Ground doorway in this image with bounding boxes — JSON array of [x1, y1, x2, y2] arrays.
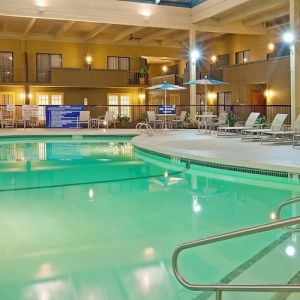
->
[[251, 89, 266, 117]]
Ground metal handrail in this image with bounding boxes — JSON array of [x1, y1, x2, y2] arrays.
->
[[136, 122, 154, 136], [172, 216, 300, 300], [276, 196, 300, 232]]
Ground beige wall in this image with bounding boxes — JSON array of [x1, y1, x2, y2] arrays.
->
[[0, 39, 185, 82], [223, 57, 290, 105]]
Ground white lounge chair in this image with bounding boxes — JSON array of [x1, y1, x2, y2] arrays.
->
[[241, 113, 288, 141], [261, 115, 300, 144], [172, 111, 186, 128], [293, 128, 300, 148], [98, 111, 115, 128], [217, 112, 260, 136], [77, 111, 90, 128], [147, 111, 162, 129]]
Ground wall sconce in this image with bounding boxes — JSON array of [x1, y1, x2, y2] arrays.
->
[[207, 92, 217, 103], [85, 55, 93, 69], [211, 55, 217, 64], [138, 91, 146, 103], [162, 65, 168, 74], [20, 93, 32, 104], [268, 43, 275, 52], [264, 89, 274, 98]]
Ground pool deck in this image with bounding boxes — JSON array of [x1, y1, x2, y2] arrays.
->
[[0, 128, 299, 175], [132, 129, 300, 175]]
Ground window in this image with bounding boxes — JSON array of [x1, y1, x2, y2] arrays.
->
[[37, 93, 64, 120], [36, 53, 62, 83], [217, 92, 231, 114], [267, 42, 290, 60], [0, 92, 14, 105], [0, 92, 15, 118], [107, 94, 131, 119], [235, 50, 250, 64], [107, 56, 130, 71], [0, 52, 13, 82]]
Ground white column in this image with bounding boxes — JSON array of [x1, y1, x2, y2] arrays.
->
[[189, 26, 197, 116], [290, 0, 300, 125]]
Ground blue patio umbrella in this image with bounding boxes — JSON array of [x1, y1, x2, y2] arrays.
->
[[147, 81, 186, 129], [184, 76, 227, 112]]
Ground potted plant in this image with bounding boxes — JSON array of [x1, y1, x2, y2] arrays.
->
[[227, 112, 238, 127], [117, 115, 130, 127], [138, 65, 149, 85], [257, 115, 268, 128]]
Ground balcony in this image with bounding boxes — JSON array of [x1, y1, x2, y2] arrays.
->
[[0, 67, 149, 87], [0, 68, 14, 83]]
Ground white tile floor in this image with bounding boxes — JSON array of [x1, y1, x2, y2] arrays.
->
[[132, 129, 300, 174]]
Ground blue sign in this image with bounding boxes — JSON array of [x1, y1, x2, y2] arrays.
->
[[46, 106, 84, 128], [159, 105, 176, 114]]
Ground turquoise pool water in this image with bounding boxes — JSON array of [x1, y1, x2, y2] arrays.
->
[[0, 137, 300, 300]]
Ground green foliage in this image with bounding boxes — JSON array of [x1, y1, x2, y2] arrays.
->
[[138, 65, 149, 74], [227, 112, 238, 126], [257, 115, 267, 124], [117, 115, 130, 124], [139, 112, 148, 122]]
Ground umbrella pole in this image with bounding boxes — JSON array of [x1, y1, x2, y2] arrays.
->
[[164, 89, 167, 129], [205, 84, 208, 112]]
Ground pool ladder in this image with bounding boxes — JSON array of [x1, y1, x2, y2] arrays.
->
[[136, 122, 154, 136], [172, 196, 300, 300]]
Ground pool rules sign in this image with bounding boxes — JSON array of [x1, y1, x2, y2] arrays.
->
[[46, 106, 84, 128]]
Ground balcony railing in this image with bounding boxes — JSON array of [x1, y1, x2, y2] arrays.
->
[[0, 68, 14, 82], [0, 104, 291, 128]]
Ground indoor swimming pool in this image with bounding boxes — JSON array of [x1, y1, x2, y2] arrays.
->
[[0, 136, 299, 300]]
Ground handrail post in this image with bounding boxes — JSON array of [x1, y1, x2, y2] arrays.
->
[[216, 290, 222, 300]]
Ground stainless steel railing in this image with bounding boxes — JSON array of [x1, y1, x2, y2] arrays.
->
[[276, 196, 300, 232], [172, 216, 300, 300]]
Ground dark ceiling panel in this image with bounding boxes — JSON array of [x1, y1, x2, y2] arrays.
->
[[118, 0, 206, 8]]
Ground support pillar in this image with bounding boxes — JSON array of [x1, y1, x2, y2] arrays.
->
[[189, 26, 197, 117], [290, 0, 300, 125]]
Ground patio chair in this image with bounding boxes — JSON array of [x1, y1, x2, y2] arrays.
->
[[98, 111, 115, 128], [260, 115, 300, 144], [77, 111, 90, 129], [210, 112, 228, 131], [147, 111, 162, 129], [293, 126, 300, 148], [172, 111, 187, 128], [241, 113, 288, 141], [198, 111, 214, 132], [217, 112, 260, 136]]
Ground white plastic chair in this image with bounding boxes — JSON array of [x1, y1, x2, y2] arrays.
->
[[147, 111, 162, 129], [98, 111, 115, 128], [77, 111, 90, 128], [172, 111, 187, 128]]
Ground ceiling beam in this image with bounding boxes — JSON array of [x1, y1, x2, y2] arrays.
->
[[194, 20, 266, 35], [244, 6, 289, 26], [112, 26, 143, 43], [192, 0, 253, 23], [55, 20, 75, 39], [197, 32, 225, 42], [139, 29, 176, 44], [23, 18, 36, 38], [0, 0, 190, 30], [85, 23, 111, 41], [218, 0, 288, 25], [161, 31, 188, 46]]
